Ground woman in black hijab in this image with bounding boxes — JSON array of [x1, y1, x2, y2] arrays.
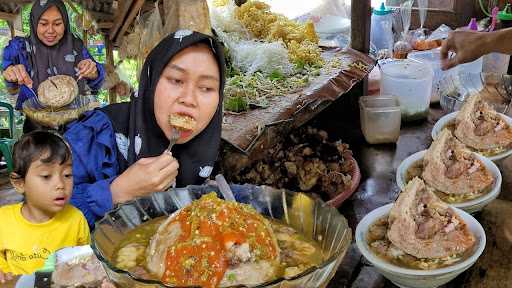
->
[[64, 31, 225, 227], [2, 0, 105, 131]]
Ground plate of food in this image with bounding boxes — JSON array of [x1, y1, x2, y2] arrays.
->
[[397, 129, 501, 214], [356, 177, 486, 288], [432, 93, 512, 161], [91, 184, 352, 288]]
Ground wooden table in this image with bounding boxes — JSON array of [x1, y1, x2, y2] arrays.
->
[[310, 104, 512, 288]]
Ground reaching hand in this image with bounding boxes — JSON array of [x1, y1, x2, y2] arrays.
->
[[440, 31, 488, 70], [0, 270, 13, 284], [77, 59, 98, 80], [2, 64, 33, 87]]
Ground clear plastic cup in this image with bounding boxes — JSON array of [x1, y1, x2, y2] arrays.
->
[[359, 96, 401, 144]]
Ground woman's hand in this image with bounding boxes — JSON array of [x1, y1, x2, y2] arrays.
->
[[440, 30, 493, 70], [2, 64, 33, 87], [77, 59, 98, 80], [110, 152, 179, 204], [0, 270, 13, 284]]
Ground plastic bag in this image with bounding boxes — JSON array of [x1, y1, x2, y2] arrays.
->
[[273, 0, 351, 47], [119, 17, 143, 61], [427, 24, 453, 41], [141, 1, 163, 58]]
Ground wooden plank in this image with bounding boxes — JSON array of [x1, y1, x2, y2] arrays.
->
[[97, 21, 113, 29], [0, 12, 16, 22], [113, 0, 145, 45], [109, 0, 133, 40]]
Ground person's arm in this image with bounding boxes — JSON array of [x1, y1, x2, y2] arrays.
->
[[1, 37, 32, 90], [81, 47, 105, 90], [65, 111, 178, 227], [441, 28, 512, 70]]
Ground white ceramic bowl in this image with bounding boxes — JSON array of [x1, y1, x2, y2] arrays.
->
[[396, 150, 502, 214], [432, 112, 512, 161], [356, 204, 486, 288]]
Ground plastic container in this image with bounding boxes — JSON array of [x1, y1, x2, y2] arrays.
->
[[408, 49, 483, 103], [379, 59, 434, 121], [371, 2, 394, 52], [359, 96, 401, 144], [498, 3, 512, 29]]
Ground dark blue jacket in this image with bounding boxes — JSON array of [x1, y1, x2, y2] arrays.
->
[[64, 110, 118, 228], [2, 36, 105, 110]]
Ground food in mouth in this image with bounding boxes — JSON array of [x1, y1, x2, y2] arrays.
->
[[168, 113, 196, 131]]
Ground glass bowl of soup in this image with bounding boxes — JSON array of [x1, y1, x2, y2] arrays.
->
[[355, 204, 486, 288], [91, 184, 352, 288]]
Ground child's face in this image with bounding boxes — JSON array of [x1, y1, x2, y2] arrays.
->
[[18, 157, 73, 217]]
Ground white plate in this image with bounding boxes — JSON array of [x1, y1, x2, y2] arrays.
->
[[15, 274, 35, 288], [432, 112, 512, 161], [396, 150, 502, 214]]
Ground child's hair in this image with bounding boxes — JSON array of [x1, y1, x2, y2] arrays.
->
[[10, 130, 72, 180]]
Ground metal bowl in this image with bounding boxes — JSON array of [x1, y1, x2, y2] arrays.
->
[[91, 184, 352, 288]]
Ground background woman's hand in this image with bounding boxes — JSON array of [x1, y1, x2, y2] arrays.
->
[[110, 152, 179, 204], [77, 59, 98, 80], [2, 64, 33, 87], [440, 31, 489, 70], [0, 270, 13, 284]]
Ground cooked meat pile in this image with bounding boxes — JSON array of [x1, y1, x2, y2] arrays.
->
[[52, 254, 108, 288], [387, 178, 476, 259], [37, 75, 79, 108], [232, 127, 353, 197], [454, 93, 512, 152], [169, 113, 196, 131], [145, 193, 279, 288], [423, 129, 494, 196]]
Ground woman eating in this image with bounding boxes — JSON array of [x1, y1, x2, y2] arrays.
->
[[64, 31, 225, 228], [2, 0, 105, 132]]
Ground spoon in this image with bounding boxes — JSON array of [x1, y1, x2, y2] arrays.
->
[[215, 174, 236, 202]]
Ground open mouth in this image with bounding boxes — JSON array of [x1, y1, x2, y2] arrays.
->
[[54, 196, 67, 206]]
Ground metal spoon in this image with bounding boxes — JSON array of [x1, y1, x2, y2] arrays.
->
[[215, 174, 236, 202]]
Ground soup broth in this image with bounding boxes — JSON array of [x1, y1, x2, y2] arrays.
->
[[113, 216, 325, 286]]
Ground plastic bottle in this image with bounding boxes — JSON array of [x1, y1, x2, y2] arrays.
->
[[371, 2, 394, 53], [498, 4, 512, 29]]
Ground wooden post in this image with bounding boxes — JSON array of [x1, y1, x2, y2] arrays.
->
[[351, 0, 371, 55], [7, 21, 15, 39], [83, 30, 88, 48], [350, 0, 371, 97], [105, 36, 117, 104]]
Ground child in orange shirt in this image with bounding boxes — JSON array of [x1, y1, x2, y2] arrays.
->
[[0, 131, 90, 283]]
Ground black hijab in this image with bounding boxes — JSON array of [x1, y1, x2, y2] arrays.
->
[[27, 0, 87, 94], [101, 31, 226, 187]]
